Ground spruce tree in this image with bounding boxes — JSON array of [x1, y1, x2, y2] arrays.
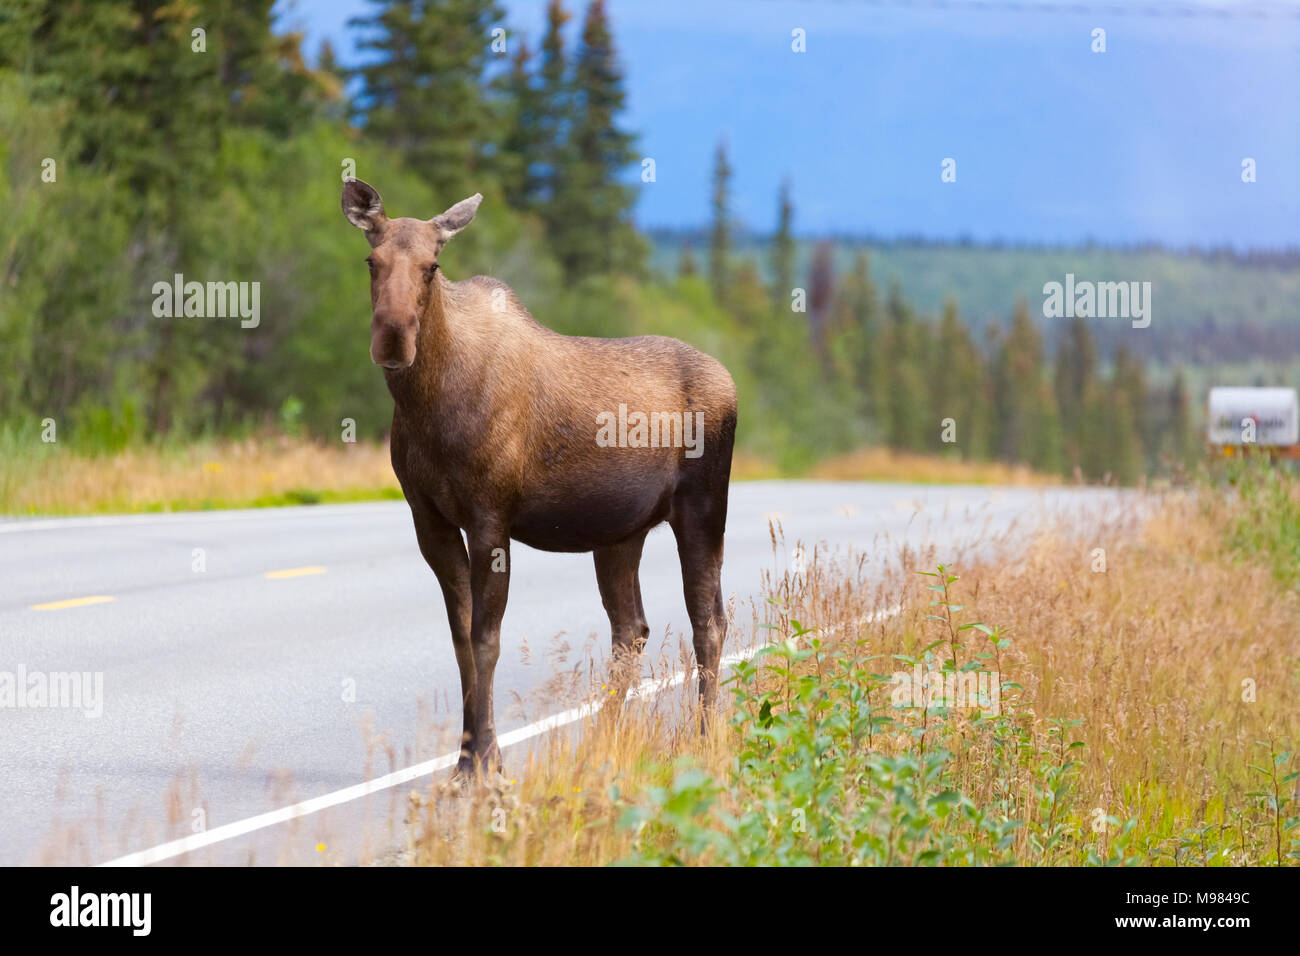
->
[[546, 0, 640, 279], [807, 242, 836, 354], [1168, 368, 1198, 472], [824, 253, 886, 441], [679, 242, 699, 278], [884, 284, 930, 453], [497, 40, 545, 210], [536, 0, 572, 206], [770, 179, 796, 313], [1113, 345, 1149, 472], [1104, 386, 1144, 485], [708, 139, 732, 306], [993, 300, 1061, 471], [1053, 316, 1097, 470], [1079, 382, 1111, 482], [314, 41, 351, 123], [351, 0, 505, 201], [933, 298, 989, 459], [741, 262, 859, 468]]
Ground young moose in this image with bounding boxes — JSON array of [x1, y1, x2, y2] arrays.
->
[[342, 179, 737, 775]]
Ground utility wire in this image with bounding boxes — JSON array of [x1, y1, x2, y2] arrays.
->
[[751, 0, 1300, 20]]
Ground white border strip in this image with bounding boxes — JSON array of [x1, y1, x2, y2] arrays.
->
[[99, 603, 902, 867]]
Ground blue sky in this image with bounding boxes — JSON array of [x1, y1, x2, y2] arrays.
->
[[278, 0, 1300, 247]]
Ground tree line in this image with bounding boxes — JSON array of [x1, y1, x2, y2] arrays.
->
[[0, 0, 1195, 481], [698, 140, 1198, 480]]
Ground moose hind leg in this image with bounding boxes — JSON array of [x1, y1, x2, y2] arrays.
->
[[670, 501, 727, 717], [465, 523, 510, 775], [594, 530, 649, 690]]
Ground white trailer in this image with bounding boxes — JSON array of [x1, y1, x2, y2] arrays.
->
[[1207, 386, 1300, 457]]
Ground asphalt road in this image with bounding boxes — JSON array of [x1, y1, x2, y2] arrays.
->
[[0, 481, 1130, 865]]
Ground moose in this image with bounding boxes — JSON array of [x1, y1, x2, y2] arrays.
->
[[342, 179, 738, 776]]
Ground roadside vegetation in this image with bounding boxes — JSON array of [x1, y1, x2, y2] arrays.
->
[[0, 434, 1062, 516], [396, 465, 1297, 866], [0, 433, 402, 515]]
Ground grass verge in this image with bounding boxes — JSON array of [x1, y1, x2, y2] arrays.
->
[[2, 439, 1056, 515], [0, 437, 403, 515], [398, 473, 1296, 866]]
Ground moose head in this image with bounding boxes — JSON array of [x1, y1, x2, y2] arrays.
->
[[341, 178, 482, 370]]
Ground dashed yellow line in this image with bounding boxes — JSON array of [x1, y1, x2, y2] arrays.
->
[[31, 595, 116, 611], [264, 566, 327, 580]]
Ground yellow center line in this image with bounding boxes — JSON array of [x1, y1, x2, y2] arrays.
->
[[31, 595, 116, 611], [264, 566, 327, 580]]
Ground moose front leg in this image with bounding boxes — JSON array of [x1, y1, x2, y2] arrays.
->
[[466, 524, 510, 774], [408, 507, 477, 777]]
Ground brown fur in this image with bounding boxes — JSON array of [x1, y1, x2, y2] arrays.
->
[[343, 179, 737, 774]]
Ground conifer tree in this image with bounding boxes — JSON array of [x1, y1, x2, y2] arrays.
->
[[546, 0, 641, 278], [933, 298, 989, 458], [709, 139, 732, 306], [884, 284, 930, 452], [824, 253, 886, 440], [993, 300, 1061, 472], [1104, 386, 1144, 485], [535, 0, 573, 206], [1113, 345, 1149, 471], [351, 0, 505, 201], [1053, 316, 1097, 469], [770, 179, 796, 313], [498, 41, 545, 210], [679, 242, 699, 278], [807, 242, 836, 354], [1079, 382, 1111, 482], [1167, 368, 1198, 471]]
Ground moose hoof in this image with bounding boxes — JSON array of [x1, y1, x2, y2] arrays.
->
[[451, 756, 476, 783], [450, 746, 503, 788]]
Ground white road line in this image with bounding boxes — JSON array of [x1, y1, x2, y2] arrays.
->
[[98, 603, 902, 867]]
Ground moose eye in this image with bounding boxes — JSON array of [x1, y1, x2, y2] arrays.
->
[[424, 263, 438, 281], [364, 257, 375, 274]]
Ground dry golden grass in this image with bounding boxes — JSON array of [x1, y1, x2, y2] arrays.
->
[[727, 448, 785, 481], [806, 447, 1060, 485], [2, 439, 1055, 515], [393, 488, 1296, 866], [940, 492, 1298, 861], [0, 437, 402, 514], [395, 652, 760, 866]]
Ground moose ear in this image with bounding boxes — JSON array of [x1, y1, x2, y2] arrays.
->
[[342, 178, 386, 233], [431, 193, 483, 242]]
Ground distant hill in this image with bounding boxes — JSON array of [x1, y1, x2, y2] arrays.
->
[[649, 231, 1300, 367]]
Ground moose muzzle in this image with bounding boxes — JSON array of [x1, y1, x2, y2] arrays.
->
[[370, 312, 417, 369]]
